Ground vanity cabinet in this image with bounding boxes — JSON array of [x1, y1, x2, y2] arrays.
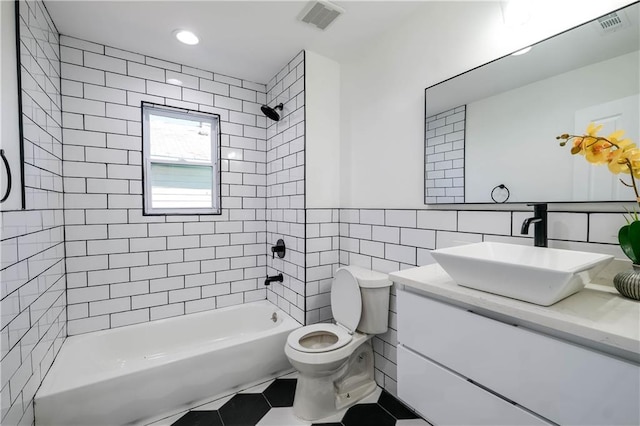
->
[[398, 346, 549, 425], [397, 289, 640, 426]]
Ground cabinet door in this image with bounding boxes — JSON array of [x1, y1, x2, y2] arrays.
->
[[398, 346, 549, 426], [398, 289, 640, 426], [1, 0, 24, 211]]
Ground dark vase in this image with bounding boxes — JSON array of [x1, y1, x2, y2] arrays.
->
[[613, 264, 640, 301]]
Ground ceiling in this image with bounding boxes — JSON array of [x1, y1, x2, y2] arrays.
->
[[46, 1, 428, 84]]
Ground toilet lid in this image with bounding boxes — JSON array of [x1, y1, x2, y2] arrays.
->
[[331, 267, 362, 333], [287, 323, 353, 353]]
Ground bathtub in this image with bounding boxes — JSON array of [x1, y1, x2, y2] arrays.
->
[[35, 300, 300, 425]]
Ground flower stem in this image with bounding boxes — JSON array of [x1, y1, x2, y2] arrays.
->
[[558, 133, 639, 207], [622, 158, 640, 205]]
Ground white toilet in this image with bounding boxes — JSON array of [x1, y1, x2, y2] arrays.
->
[[284, 265, 392, 421]]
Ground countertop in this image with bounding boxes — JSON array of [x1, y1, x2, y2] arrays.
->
[[389, 264, 640, 363]]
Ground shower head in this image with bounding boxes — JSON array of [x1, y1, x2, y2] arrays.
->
[[261, 103, 283, 122]]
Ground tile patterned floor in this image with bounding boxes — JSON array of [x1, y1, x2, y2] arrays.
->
[[148, 374, 431, 426]]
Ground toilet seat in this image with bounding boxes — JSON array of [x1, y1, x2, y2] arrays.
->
[[331, 268, 362, 334], [287, 324, 353, 353]]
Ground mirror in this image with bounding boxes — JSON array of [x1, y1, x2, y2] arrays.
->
[[1, 0, 25, 211], [424, 2, 639, 204]]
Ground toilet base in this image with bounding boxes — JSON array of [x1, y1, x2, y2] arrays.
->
[[293, 342, 376, 421], [293, 373, 340, 421], [335, 373, 377, 411]]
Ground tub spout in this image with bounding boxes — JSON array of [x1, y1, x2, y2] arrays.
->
[[264, 273, 284, 286]]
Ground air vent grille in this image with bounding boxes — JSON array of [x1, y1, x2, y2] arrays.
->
[[299, 1, 344, 30], [595, 11, 629, 34]]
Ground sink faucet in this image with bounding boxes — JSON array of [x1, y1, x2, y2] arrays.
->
[[521, 203, 547, 247]]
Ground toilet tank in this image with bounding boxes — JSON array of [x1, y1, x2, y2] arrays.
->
[[349, 266, 392, 334]]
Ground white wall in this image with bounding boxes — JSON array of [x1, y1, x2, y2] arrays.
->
[[339, 0, 635, 208], [305, 50, 341, 208]]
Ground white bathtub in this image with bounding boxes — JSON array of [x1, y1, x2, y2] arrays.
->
[[35, 300, 300, 425]]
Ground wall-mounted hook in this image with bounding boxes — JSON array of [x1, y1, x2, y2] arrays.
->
[[271, 239, 286, 259]]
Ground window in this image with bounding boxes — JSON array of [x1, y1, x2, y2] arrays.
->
[[142, 103, 220, 215]]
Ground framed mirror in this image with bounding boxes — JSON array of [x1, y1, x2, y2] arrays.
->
[[424, 2, 639, 204], [1, 0, 25, 211]]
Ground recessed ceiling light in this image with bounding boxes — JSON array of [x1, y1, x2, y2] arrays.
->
[[512, 46, 532, 56], [174, 30, 199, 45], [166, 78, 183, 86]]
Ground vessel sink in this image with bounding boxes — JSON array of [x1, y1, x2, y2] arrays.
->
[[430, 242, 614, 306]]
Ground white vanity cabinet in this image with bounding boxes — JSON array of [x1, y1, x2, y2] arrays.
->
[[397, 288, 640, 426]]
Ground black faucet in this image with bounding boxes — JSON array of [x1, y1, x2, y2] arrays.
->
[[521, 203, 547, 247], [264, 273, 283, 286]]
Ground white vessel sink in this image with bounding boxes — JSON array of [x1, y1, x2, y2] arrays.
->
[[430, 242, 614, 306]]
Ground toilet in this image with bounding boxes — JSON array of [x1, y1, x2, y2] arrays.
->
[[284, 265, 392, 421]]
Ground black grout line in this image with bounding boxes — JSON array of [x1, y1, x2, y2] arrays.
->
[[60, 35, 267, 88]]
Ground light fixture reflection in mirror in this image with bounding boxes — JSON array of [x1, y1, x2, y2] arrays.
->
[[511, 46, 532, 56], [424, 2, 639, 205]]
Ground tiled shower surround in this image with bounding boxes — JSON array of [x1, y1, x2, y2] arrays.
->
[[1, 2, 66, 425], [264, 53, 307, 324], [59, 36, 275, 335]]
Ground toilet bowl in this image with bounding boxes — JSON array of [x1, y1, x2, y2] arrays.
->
[[284, 266, 391, 421]]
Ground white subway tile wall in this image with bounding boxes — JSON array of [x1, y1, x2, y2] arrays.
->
[[305, 209, 340, 324], [589, 213, 628, 244], [1, 2, 66, 425], [338, 208, 624, 395], [265, 52, 306, 324], [59, 35, 272, 335], [425, 105, 465, 203]]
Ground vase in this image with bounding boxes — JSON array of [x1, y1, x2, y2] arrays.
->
[[613, 264, 640, 301]]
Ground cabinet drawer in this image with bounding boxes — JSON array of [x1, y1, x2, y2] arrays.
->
[[398, 290, 640, 426], [398, 346, 549, 426]]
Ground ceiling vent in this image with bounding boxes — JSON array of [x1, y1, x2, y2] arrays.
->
[[594, 10, 629, 34], [298, 1, 344, 31]]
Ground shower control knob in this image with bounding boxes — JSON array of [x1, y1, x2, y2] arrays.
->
[[271, 239, 286, 259]]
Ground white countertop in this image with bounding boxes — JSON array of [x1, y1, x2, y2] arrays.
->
[[389, 264, 640, 362]]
